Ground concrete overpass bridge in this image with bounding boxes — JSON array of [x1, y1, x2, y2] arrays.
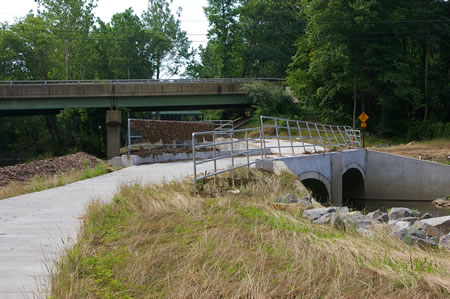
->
[[0, 78, 282, 158], [0, 78, 282, 113]]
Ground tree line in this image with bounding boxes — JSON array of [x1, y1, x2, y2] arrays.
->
[[0, 0, 449, 162], [198, 0, 449, 140], [0, 0, 192, 161]]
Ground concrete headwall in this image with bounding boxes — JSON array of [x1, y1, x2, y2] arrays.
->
[[257, 149, 367, 206], [365, 150, 450, 201]]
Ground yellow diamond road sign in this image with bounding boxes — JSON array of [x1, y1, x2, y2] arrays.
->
[[358, 112, 369, 123]]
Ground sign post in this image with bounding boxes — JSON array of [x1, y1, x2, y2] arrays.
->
[[358, 112, 369, 148]]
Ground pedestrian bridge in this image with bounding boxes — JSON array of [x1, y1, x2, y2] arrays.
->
[[192, 116, 450, 205]]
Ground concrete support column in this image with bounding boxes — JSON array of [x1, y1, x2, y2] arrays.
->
[[331, 153, 343, 206], [106, 110, 121, 160]]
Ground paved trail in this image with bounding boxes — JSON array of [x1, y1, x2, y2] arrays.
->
[[0, 158, 253, 298]]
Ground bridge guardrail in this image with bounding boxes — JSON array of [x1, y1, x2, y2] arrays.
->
[[0, 78, 285, 86]]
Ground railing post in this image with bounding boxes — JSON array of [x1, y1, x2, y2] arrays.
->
[[246, 130, 250, 172], [305, 122, 317, 152], [296, 121, 305, 153], [337, 126, 347, 149], [193, 133, 198, 192], [322, 124, 332, 149], [275, 119, 281, 156], [287, 120, 294, 155], [213, 133, 217, 184], [260, 116, 266, 158], [230, 132, 235, 187], [128, 118, 131, 156]]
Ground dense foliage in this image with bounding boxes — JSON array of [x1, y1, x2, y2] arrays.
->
[[0, 0, 193, 160], [286, 0, 450, 137], [198, 0, 449, 138], [0, 0, 449, 161]]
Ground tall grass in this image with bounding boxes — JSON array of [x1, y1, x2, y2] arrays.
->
[[48, 169, 450, 298], [0, 162, 110, 200]]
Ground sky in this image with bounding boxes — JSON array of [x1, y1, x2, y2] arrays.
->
[[0, 0, 210, 49]]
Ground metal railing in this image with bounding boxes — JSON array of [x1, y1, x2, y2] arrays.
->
[[192, 116, 362, 190], [211, 120, 234, 131], [192, 128, 264, 191], [0, 78, 285, 86], [260, 116, 361, 157]]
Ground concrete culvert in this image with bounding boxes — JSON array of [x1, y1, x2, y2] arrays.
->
[[342, 168, 365, 206], [301, 178, 329, 204]]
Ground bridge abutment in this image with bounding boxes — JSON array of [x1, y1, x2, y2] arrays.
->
[[106, 110, 121, 160]]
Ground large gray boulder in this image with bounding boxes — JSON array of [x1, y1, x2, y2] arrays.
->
[[388, 207, 420, 220], [388, 220, 413, 231], [298, 196, 313, 208], [281, 193, 298, 204], [393, 227, 437, 248], [374, 213, 389, 223], [439, 234, 450, 250], [366, 209, 383, 219], [303, 208, 334, 221], [303, 207, 348, 221], [396, 217, 419, 225], [312, 213, 333, 225], [414, 216, 450, 237], [330, 213, 353, 230], [420, 213, 433, 220]]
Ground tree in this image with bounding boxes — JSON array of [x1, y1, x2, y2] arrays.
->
[[93, 8, 152, 79], [36, 0, 97, 80], [0, 14, 58, 80], [142, 0, 193, 79], [287, 0, 450, 136], [200, 0, 242, 78], [238, 0, 304, 78]]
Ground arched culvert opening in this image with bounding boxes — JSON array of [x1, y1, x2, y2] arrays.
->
[[342, 168, 365, 207], [301, 179, 329, 204]]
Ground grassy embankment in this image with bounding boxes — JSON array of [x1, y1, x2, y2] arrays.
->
[[49, 169, 450, 298], [0, 160, 111, 200]]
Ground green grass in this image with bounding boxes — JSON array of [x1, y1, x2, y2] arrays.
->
[[49, 169, 450, 298]]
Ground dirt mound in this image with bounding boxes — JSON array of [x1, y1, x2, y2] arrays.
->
[[0, 152, 99, 187]]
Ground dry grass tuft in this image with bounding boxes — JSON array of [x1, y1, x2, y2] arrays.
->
[[49, 170, 450, 298], [0, 163, 111, 200]]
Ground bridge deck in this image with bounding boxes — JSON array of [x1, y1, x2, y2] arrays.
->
[[0, 79, 280, 111]]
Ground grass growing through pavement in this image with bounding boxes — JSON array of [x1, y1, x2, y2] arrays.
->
[[49, 169, 450, 298], [0, 161, 110, 200]]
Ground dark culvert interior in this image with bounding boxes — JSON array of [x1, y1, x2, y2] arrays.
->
[[342, 168, 365, 208], [301, 179, 329, 204]]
